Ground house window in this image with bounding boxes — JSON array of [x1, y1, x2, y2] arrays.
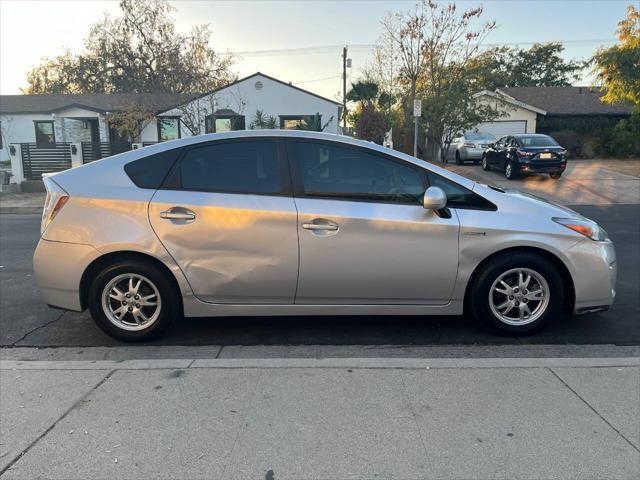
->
[[205, 114, 246, 133], [34, 121, 55, 145], [158, 117, 181, 142], [279, 116, 306, 130]]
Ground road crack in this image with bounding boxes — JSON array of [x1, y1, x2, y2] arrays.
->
[[8, 311, 67, 347]]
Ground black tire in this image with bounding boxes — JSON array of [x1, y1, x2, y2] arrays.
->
[[468, 252, 565, 336], [455, 151, 463, 165], [473, 159, 480, 165], [88, 258, 179, 342], [481, 155, 490, 171], [550, 173, 562, 179], [504, 161, 517, 180]]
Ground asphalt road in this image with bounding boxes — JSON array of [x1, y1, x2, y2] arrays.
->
[[1, 204, 638, 348]]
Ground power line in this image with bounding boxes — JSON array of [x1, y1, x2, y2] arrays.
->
[[295, 75, 342, 85], [224, 38, 616, 57]]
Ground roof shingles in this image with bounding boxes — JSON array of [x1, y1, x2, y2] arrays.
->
[[498, 86, 633, 116], [0, 92, 197, 115]]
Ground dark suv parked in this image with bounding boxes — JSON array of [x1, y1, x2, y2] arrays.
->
[[482, 134, 568, 180]]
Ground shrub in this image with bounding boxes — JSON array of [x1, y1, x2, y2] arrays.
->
[[355, 108, 389, 144]]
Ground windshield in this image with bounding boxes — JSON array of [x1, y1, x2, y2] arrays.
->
[[465, 132, 495, 141], [517, 135, 559, 147]]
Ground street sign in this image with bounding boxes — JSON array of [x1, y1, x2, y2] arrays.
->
[[413, 99, 422, 117]]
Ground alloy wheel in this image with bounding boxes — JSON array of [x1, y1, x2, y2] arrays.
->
[[101, 273, 162, 331], [488, 268, 550, 326], [505, 163, 513, 179]]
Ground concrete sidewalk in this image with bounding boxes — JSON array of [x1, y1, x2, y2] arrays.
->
[[1, 356, 638, 479]]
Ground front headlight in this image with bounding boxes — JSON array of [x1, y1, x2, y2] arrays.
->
[[552, 217, 610, 242]]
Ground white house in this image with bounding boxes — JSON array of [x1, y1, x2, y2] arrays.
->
[[148, 72, 341, 142], [0, 72, 340, 185], [471, 90, 545, 137]]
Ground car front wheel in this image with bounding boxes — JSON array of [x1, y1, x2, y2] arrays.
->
[[505, 161, 516, 180], [88, 259, 179, 342], [469, 253, 564, 335]]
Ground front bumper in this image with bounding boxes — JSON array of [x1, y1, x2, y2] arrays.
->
[[563, 238, 617, 313], [33, 239, 102, 311]]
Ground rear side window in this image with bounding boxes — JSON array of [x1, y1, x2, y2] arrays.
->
[[427, 172, 496, 211], [124, 148, 181, 189], [180, 141, 281, 194]]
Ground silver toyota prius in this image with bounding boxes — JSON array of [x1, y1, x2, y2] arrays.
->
[[34, 130, 616, 341]]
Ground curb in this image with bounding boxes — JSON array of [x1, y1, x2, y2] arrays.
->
[[0, 207, 42, 214], [2, 357, 638, 370]]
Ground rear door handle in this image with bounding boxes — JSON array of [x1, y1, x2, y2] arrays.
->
[[302, 220, 339, 231], [160, 208, 196, 221]]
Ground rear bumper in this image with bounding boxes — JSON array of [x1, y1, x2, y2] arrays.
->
[[460, 148, 485, 160], [33, 239, 101, 311], [517, 160, 567, 174], [563, 239, 617, 313]]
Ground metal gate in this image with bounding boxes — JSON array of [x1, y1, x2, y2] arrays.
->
[[20, 143, 72, 180]]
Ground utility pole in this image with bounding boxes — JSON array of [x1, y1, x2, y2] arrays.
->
[[342, 46, 348, 133]]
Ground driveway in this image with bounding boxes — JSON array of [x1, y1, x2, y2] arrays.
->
[[447, 159, 640, 206]]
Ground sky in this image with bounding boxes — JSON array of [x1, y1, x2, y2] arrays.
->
[[0, 0, 632, 98]]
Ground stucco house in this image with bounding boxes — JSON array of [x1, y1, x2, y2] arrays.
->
[[0, 72, 340, 185]]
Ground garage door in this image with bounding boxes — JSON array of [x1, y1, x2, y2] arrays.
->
[[472, 120, 527, 138]]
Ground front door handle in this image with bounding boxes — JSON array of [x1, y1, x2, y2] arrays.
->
[[302, 220, 339, 231], [160, 208, 196, 221]]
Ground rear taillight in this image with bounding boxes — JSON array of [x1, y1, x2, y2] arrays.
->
[[463, 143, 476, 148], [41, 176, 69, 235]]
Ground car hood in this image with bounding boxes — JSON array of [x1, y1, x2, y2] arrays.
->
[[474, 183, 586, 219]]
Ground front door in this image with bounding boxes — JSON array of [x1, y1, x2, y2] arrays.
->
[[288, 140, 460, 305], [149, 139, 298, 304]]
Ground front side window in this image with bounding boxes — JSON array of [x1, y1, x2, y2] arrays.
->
[[179, 140, 281, 194], [292, 141, 426, 204], [35, 121, 55, 145], [158, 118, 181, 142]]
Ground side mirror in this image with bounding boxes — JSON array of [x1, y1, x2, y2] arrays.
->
[[423, 186, 447, 211]]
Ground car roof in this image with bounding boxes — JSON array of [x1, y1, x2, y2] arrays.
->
[[51, 130, 477, 192]]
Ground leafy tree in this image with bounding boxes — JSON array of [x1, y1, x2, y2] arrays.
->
[[250, 110, 278, 129], [355, 108, 389, 144], [593, 5, 640, 108], [106, 103, 156, 142], [469, 43, 584, 90], [23, 0, 234, 94], [410, 1, 498, 162]]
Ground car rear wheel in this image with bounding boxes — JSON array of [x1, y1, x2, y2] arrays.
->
[[468, 252, 564, 335], [88, 259, 178, 342], [481, 155, 490, 171], [550, 173, 562, 179], [455, 151, 463, 165]]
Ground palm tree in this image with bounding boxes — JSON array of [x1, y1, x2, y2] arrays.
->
[[346, 81, 380, 109]]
